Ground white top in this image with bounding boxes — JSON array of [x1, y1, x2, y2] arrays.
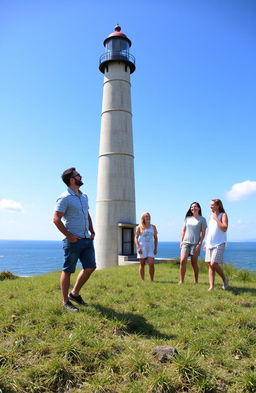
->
[[205, 213, 227, 248], [138, 225, 155, 246]]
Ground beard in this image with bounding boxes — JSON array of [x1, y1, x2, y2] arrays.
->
[[75, 178, 83, 187]]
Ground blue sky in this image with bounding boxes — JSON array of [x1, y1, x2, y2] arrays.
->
[[0, 0, 256, 241]]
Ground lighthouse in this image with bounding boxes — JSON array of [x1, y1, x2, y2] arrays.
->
[[95, 25, 136, 269]]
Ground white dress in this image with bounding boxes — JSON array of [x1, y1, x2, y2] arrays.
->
[[137, 225, 155, 258]]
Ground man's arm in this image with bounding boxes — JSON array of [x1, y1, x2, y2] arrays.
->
[[53, 211, 80, 242], [88, 213, 95, 240]]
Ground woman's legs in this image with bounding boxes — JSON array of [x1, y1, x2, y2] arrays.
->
[[179, 253, 188, 283], [213, 262, 226, 281], [139, 259, 146, 280], [214, 263, 228, 289], [191, 255, 199, 283], [139, 258, 155, 281], [208, 262, 227, 290], [148, 258, 155, 281], [208, 262, 215, 290]]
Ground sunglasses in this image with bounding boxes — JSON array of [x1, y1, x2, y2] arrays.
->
[[71, 173, 81, 178]]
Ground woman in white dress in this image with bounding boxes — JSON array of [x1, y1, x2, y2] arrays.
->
[[204, 199, 229, 291], [134, 212, 158, 281]]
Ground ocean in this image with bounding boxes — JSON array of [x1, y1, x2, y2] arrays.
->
[[0, 240, 255, 277]]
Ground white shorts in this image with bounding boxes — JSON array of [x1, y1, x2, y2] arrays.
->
[[205, 243, 225, 263], [137, 244, 155, 259]]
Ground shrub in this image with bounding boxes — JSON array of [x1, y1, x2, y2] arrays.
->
[[0, 271, 18, 280]]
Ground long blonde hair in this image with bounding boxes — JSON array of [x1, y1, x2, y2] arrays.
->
[[139, 212, 151, 233]]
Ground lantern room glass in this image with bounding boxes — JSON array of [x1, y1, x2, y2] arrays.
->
[[105, 38, 130, 57]]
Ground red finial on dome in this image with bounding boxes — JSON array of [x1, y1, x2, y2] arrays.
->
[[103, 25, 132, 48], [114, 24, 121, 32]]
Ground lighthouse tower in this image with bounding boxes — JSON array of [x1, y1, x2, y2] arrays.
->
[[95, 25, 136, 269]]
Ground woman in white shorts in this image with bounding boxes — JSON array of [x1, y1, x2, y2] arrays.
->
[[134, 212, 158, 281], [180, 202, 207, 284], [204, 199, 229, 291]]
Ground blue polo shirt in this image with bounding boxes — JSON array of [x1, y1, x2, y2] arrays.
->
[[55, 187, 90, 238]]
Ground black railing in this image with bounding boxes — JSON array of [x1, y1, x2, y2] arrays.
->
[[99, 51, 136, 73]]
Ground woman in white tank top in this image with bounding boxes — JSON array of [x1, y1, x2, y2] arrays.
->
[[204, 199, 229, 291], [134, 212, 158, 281]]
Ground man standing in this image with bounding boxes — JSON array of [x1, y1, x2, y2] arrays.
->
[[53, 167, 96, 312]]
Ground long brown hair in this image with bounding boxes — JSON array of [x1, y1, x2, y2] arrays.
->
[[185, 202, 202, 218], [212, 199, 225, 213]]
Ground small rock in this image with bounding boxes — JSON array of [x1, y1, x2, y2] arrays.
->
[[152, 345, 178, 363], [234, 354, 242, 360]]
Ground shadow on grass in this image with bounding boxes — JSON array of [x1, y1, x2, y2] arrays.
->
[[228, 286, 256, 296], [93, 304, 176, 340]]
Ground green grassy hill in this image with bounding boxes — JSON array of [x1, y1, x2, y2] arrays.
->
[[0, 262, 256, 393]]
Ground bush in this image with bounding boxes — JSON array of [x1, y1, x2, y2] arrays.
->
[[0, 271, 18, 281]]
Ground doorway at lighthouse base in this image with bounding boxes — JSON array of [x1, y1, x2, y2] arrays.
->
[[117, 223, 137, 265]]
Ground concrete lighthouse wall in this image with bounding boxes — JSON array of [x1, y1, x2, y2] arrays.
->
[[95, 62, 136, 269]]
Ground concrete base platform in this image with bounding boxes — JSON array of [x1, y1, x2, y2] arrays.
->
[[118, 256, 178, 266]]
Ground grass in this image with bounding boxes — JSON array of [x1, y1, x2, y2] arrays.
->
[[0, 261, 256, 393]]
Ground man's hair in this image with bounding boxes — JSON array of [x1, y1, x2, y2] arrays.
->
[[61, 167, 76, 186]]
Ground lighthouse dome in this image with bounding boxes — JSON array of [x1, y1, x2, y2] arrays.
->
[[99, 25, 136, 74], [103, 25, 132, 47]]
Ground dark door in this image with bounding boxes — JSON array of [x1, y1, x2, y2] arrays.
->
[[122, 228, 134, 255]]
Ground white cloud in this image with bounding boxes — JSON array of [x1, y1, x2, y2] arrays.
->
[[226, 180, 256, 201], [0, 199, 23, 212]]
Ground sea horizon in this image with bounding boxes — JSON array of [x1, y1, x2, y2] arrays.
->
[[0, 239, 255, 276]]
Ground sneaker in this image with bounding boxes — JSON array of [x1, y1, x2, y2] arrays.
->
[[222, 278, 229, 290], [64, 301, 79, 312], [68, 292, 88, 306]]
